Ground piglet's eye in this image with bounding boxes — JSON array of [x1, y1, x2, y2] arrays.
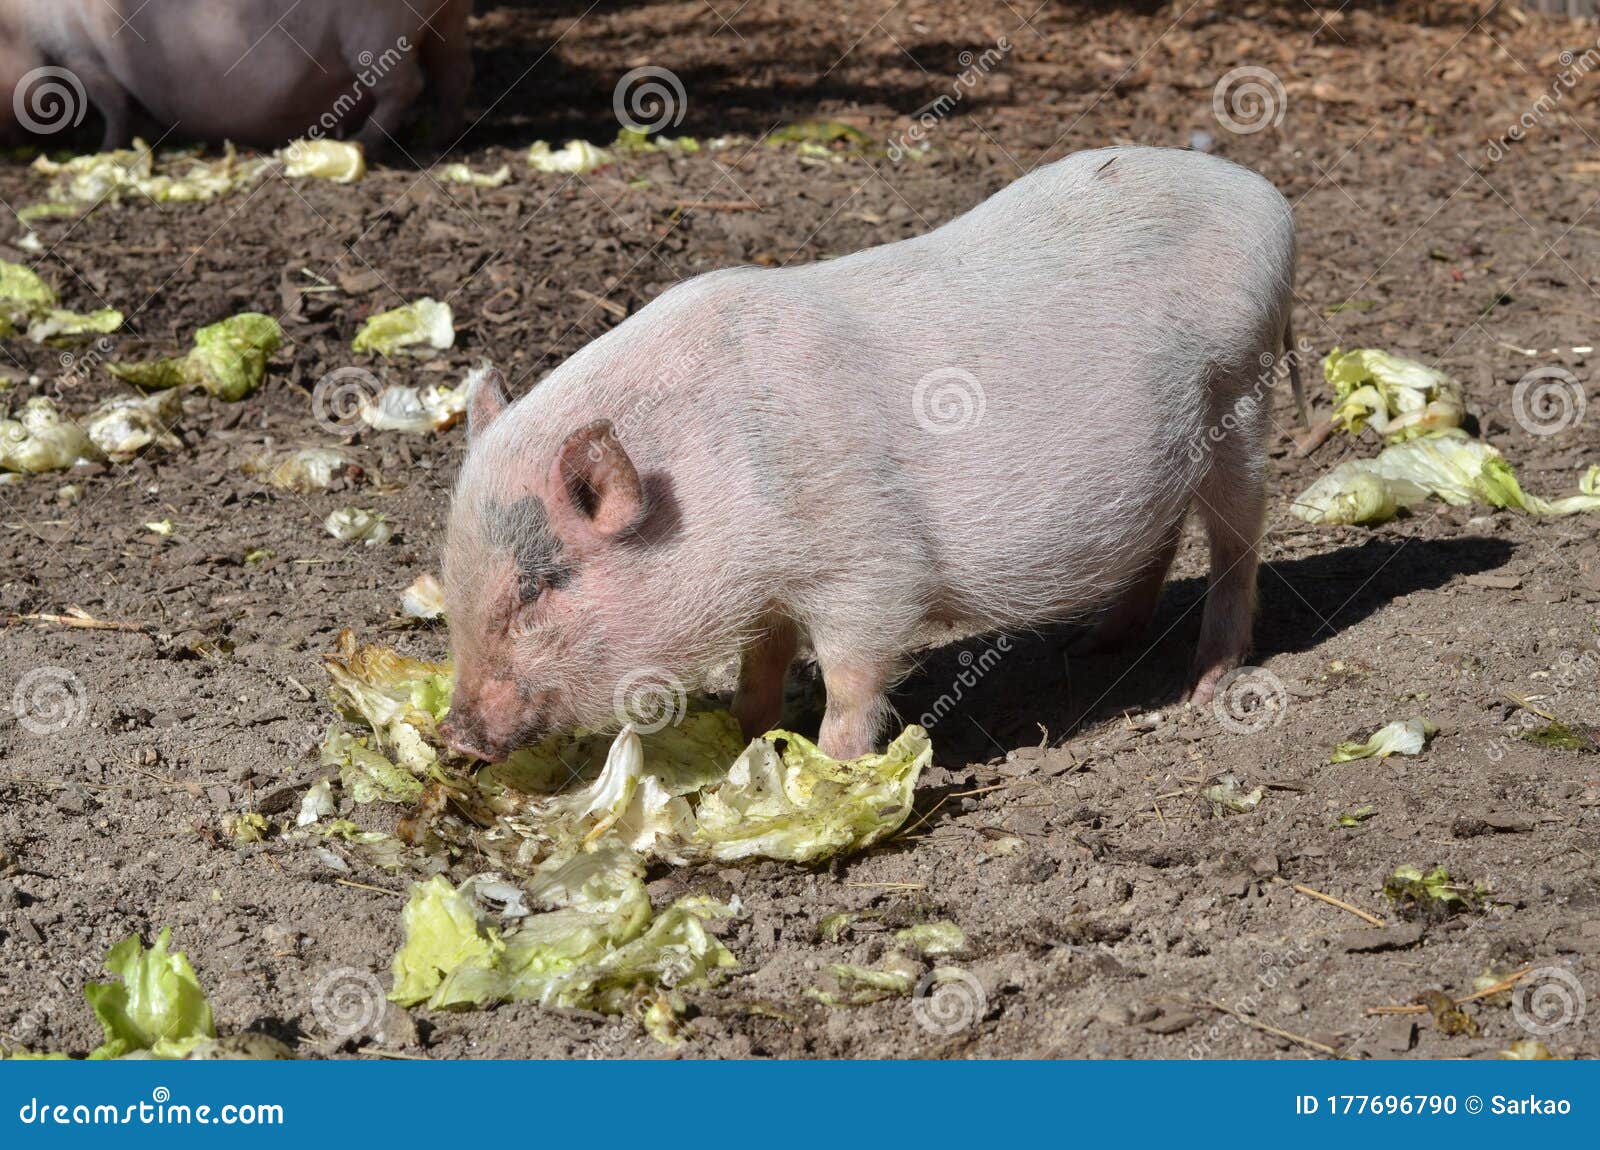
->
[[509, 597, 542, 637], [519, 573, 548, 602]]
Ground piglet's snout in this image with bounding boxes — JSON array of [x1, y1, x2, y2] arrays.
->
[[441, 677, 526, 761]]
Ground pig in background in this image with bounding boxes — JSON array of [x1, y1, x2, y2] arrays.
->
[[440, 145, 1303, 763], [0, 0, 472, 150]]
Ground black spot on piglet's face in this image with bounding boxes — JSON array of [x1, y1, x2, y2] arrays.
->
[[483, 495, 573, 602]]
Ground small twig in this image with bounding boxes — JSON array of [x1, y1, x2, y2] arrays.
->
[[671, 199, 763, 212], [1501, 690, 1556, 721], [7, 607, 147, 632], [843, 881, 926, 890], [1274, 877, 1386, 927], [570, 287, 627, 319], [894, 794, 950, 840], [335, 878, 404, 898], [1200, 1001, 1342, 1058], [1364, 967, 1533, 1017], [1292, 418, 1336, 458]]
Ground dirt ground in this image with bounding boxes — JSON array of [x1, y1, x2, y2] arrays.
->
[[1, 0, 1597, 1060]]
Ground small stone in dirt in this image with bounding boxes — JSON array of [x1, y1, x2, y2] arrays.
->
[[1009, 854, 1058, 885], [1377, 1017, 1418, 1053], [1340, 923, 1426, 952], [1097, 1002, 1135, 1027], [1250, 854, 1280, 877], [1142, 1010, 1200, 1035], [53, 787, 90, 815], [0, 879, 19, 908]]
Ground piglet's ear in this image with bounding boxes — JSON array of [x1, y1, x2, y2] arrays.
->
[[548, 420, 644, 544], [466, 363, 511, 438]]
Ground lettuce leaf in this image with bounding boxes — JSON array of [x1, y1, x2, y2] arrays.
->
[[352, 299, 454, 357], [1330, 716, 1436, 762], [1324, 348, 1463, 441], [85, 929, 215, 1059]]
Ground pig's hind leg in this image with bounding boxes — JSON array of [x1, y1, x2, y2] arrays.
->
[[1183, 393, 1267, 706], [816, 657, 897, 761]]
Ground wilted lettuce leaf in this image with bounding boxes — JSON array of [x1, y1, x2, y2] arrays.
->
[[1384, 864, 1479, 918], [478, 703, 745, 805], [278, 140, 366, 183], [691, 726, 930, 862], [324, 507, 393, 546], [1330, 717, 1436, 762], [0, 396, 101, 473], [110, 313, 282, 401], [83, 389, 182, 462], [1324, 348, 1463, 441], [352, 299, 455, 357], [896, 921, 967, 957], [808, 953, 919, 1006], [0, 258, 123, 344], [433, 163, 512, 188], [1293, 430, 1600, 525], [242, 446, 347, 493], [1201, 773, 1264, 814], [526, 140, 612, 173], [391, 851, 733, 1014], [321, 726, 426, 804], [85, 928, 215, 1059]]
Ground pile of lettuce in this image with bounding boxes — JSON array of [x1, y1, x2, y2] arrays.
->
[[312, 631, 932, 1035], [23, 138, 367, 217], [1293, 349, 1600, 526]]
